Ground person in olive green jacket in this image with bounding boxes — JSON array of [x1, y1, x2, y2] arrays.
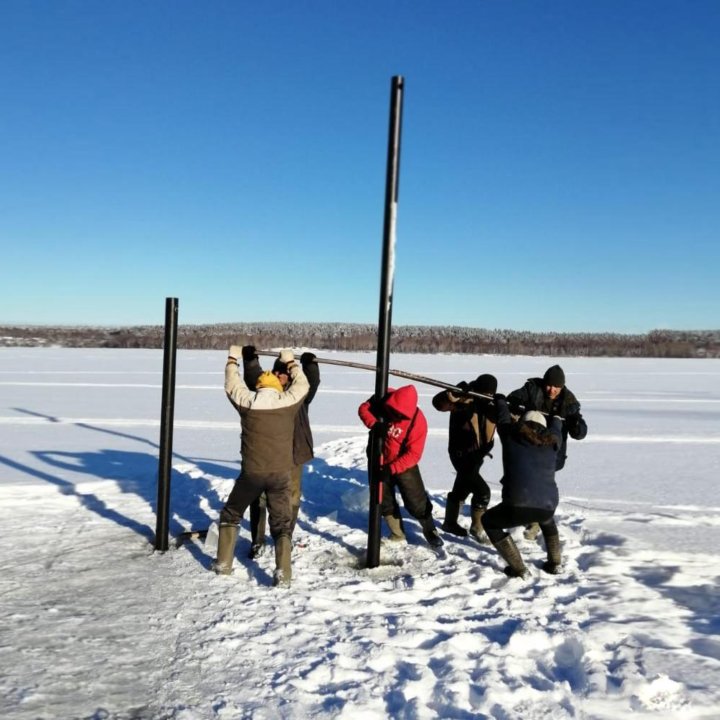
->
[[214, 346, 309, 587]]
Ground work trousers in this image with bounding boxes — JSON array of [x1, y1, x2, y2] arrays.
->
[[481, 503, 556, 544], [380, 464, 433, 520], [219, 470, 293, 540]]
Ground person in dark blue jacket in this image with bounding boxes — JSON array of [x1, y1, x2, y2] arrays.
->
[[481, 395, 563, 578]]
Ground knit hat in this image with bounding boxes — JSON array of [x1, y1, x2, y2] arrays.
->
[[272, 358, 288, 374], [256, 371, 283, 392], [543, 364, 565, 388], [522, 410, 547, 427], [471, 373, 498, 395]]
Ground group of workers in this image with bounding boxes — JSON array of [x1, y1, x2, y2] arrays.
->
[[213, 346, 587, 586]]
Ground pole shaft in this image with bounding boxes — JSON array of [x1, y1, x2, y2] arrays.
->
[[155, 297, 178, 551], [367, 76, 404, 569]]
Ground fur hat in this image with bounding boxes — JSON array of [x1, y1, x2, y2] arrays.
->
[[471, 373, 498, 395], [543, 364, 565, 388], [272, 358, 288, 374], [522, 410, 547, 427], [256, 371, 283, 392]]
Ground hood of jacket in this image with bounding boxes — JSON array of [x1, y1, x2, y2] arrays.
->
[[385, 385, 418, 420]]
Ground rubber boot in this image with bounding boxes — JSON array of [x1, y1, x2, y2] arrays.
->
[[419, 516, 444, 548], [441, 497, 467, 537], [469, 507, 490, 544], [248, 501, 267, 559], [214, 524, 238, 575], [523, 522, 541, 541], [541, 529, 562, 575], [273, 535, 292, 587], [492, 535, 530, 579], [383, 514, 407, 542]]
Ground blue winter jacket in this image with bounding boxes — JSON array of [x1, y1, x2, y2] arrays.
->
[[496, 397, 563, 511]]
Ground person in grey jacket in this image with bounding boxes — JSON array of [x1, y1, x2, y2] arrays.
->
[[214, 346, 309, 586], [241, 346, 321, 557], [481, 395, 564, 578]]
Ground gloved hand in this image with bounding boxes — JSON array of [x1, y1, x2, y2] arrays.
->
[[228, 345, 243, 360], [241, 345, 258, 362], [494, 393, 507, 402], [456, 380, 470, 392], [279, 348, 296, 371], [300, 352, 317, 366]]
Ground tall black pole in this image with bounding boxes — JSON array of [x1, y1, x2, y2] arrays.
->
[[155, 297, 178, 551], [367, 76, 404, 568]]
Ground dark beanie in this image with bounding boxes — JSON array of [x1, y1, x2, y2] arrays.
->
[[272, 358, 288, 374], [471, 373, 498, 395], [543, 365, 565, 387]]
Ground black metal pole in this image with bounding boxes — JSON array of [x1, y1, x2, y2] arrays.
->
[[367, 76, 404, 569], [155, 297, 178, 551]]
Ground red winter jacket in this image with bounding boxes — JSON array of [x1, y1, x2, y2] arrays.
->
[[358, 385, 428, 476]]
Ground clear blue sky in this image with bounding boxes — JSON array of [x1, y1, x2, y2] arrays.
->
[[2, 0, 718, 333]]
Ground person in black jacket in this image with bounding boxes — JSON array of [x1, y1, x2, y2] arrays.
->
[[481, 395, 564, 578], [432, 373, 497, 541], [241, 346, 321, 558], [507, 364, 587, 540]]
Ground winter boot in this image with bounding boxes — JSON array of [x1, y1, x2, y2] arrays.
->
[[214, 523, 238, 575], [492, 535, 530, 579], [541, 529, 562, 575], [441, 497, 467, 537], [469, 506, 490, 544], [419, 517, 444, 548], [523, 522, 541, 541], [383, 514, 407, 542], [273, 535, 292, 587], [247, 501, 267, 559]]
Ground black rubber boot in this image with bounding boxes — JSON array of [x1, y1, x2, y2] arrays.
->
[[419, 516, 444, 548], [492, 535, 530, 579], [441, 496, 467, 536]]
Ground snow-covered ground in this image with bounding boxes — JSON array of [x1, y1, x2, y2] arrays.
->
[[1, 347, 719, 720]]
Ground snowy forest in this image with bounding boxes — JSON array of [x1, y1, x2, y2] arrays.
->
[[1, 322, 718, 357]]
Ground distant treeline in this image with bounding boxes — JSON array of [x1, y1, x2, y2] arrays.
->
[[1, 323, 718, 358]]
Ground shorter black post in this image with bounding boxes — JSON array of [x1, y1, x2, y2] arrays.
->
[[155, 297, 178, 551]]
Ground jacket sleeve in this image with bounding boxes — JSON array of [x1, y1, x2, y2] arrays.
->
[[548, 416, 564, 448], [507, 384, 531, 414], [358, 397, 378, 428], [494, 396, 513, 439], [243, 357, 263, 390], [303, 361, 321, 406], [225, 363, 253, 408], [280, 363, 309, 406], [567, 412, 588, 440], [387, 411, 427, 475]]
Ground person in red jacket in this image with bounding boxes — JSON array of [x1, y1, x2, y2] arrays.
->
[[358, 384, 443, 548]]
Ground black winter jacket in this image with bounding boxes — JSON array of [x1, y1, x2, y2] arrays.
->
[[432, 389, 496, 471], [507, 378, 587, 470], [496, 397, 562, 512]]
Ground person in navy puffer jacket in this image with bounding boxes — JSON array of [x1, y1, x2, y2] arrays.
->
[[481, 394, 563, 578]]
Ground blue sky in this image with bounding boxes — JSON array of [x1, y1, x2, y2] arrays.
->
[[2, 0, 718, 333]]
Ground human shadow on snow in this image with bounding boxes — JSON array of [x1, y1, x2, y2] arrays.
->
[[9, 407, 235, 543]]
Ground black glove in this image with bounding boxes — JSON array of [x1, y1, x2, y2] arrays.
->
[[494, 393, 506, 402], [300, 352, 317, 366], [242, 346, 258, 362], [455, 380, 470, 392]]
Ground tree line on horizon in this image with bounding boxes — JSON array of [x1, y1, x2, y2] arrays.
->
[[1, 323, 718, 358]]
